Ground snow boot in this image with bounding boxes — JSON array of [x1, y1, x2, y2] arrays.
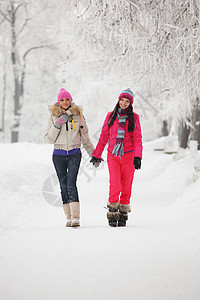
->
[[107, 202, 120, 227], [118, 214, 128, 227], [118, 204, 131, 227], [70, 202, 80, 227], [63, 203, 72, 227]]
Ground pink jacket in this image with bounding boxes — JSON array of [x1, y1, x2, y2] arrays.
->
[[92, 112, 143, 159]]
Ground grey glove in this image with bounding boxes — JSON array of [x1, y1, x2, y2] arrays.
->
[[54, 114, 69, 129]]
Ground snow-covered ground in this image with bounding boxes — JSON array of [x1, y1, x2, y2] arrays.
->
[[0, 139, 200, 300]]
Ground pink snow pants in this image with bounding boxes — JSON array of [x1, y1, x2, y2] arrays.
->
[[107, 152, 135, 205]]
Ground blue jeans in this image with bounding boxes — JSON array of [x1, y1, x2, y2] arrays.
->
[[53, 153, 82, 204]]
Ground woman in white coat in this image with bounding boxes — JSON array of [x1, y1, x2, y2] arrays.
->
[[44, 88, 95, 227]]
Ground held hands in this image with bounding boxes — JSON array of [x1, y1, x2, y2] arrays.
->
[[90, 156, 102, 168], [134, 157, 141, 170], [54, 114, 69, 129]]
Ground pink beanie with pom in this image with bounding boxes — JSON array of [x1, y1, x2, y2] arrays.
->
[[118, 88, 134, 104], [57, 88, 73, 104]]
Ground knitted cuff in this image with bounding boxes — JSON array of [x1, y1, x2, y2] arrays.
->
[[54, 122, 61, 129]]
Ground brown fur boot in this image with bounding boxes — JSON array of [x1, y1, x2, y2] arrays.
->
[[118, 204, 131, 227], [107, 202, 120, 227], [70, 202, 80, 227], [63, 203, 72, 227]]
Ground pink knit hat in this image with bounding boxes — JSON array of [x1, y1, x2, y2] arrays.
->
[[118, 88, 134, 104], [57, 88, 73, 104]]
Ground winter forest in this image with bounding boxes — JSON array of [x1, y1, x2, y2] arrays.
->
[[0, 0, 200, 300], [0, 0, 200, 144]]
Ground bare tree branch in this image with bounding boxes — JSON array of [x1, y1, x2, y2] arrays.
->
[[76, 2, 92, 18], [0, 7, 11, 22], [14, 3, 24, 15], [134, 66, 154, 84], [17, 17, 31, 36], [0, 17, 6, 25], [23, 44, 54, 60]]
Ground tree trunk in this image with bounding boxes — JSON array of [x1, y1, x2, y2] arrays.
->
[[11, 131, 19, 143], [0, 60, 6, 134], [10, 3, 22, 143], [161, 120, 169, 136], [190, 97, 200, 150], [178, 120, 190, 149]]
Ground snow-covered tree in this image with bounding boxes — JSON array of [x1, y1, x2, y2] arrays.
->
[[0, 0, 58, 142], [62, 0, 200, 146], [144, 1, 200, 145]]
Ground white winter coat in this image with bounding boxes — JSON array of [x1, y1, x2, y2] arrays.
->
[[44, 103, 94, 156]]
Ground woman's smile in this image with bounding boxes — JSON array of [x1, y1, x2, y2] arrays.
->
[[119, 98, 130, 109]]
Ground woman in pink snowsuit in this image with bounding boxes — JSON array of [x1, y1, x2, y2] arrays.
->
[[90, 89, 143, 227]]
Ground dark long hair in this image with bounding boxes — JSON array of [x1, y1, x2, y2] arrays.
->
[[108, 102, 135, 132]]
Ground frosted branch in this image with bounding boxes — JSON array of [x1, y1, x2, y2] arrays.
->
[[17, 17, 31, 37], [0, 7, 11, 22], [23, 44, 54, 60], [14, 3, 24, 15]]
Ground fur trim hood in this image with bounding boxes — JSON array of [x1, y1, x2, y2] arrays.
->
[[48, 102, 82, 117]]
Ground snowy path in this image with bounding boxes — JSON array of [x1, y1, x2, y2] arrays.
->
[[0, 141, 200, 300]]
